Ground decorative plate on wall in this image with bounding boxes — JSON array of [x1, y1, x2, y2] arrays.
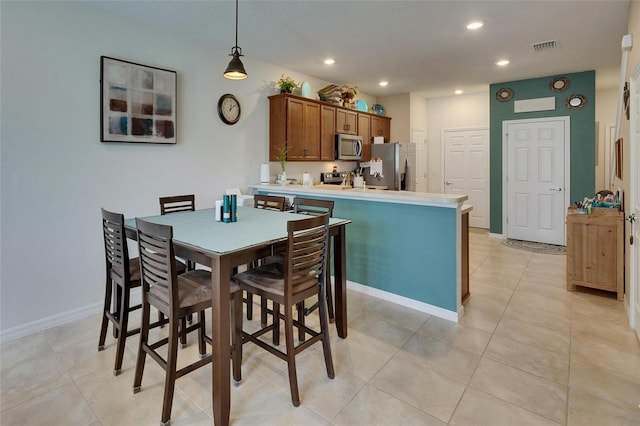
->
[[496, 87, 514, 102], [550, 77, 570, 92], [565, 94, 587, 110]]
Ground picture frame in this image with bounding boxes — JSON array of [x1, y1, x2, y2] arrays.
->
[[100, 56, 177, 144], [615, 137, 623, 179]]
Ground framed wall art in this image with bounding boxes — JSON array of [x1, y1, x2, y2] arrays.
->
[[100, 56, 177, 144]]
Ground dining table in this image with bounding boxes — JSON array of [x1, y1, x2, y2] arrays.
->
[[124, 206, 350, 425]]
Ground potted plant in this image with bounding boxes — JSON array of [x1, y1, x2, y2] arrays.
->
[[276, 144, 288, 184], [277, 74, 298, 94]]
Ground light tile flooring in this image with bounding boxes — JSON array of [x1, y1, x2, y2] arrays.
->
[[2, 230, 640, 425]]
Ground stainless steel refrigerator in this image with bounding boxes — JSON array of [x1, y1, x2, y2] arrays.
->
[[364, 142, 415, 191]]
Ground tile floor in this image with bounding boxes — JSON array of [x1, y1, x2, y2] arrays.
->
[[2, 230, 639, 425]]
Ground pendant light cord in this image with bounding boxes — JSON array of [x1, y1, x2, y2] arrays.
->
[[235, 0, 239, 48]]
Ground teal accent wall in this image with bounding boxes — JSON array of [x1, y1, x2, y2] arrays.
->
[[489, 70, 596, 234], [333, 199, 458, 311], [257, 191, 460, 312]]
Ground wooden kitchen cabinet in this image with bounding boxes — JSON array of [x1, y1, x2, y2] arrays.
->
[[320, 105, 336, 161], [336, 109, 358, 135], [371, 115, 391, 142], [566, 207, 624, 300], [269, 95, 320, 161], [270, 94, 392, 162], [358, 113, 371, 160]]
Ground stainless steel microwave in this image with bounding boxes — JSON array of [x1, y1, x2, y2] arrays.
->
[[335, 134, 363, 160]]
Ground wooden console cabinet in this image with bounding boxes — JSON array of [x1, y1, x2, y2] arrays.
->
[[566, 207, 624, 300]]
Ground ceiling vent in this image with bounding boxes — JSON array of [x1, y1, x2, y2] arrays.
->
[[532, 40, 558, 51]]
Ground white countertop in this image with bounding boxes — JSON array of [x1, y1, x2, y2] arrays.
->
[[250, 184, 468, 209]]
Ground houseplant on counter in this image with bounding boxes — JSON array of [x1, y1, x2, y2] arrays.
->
[[277, 74, 298, 94], [276, 144, 288, 184]]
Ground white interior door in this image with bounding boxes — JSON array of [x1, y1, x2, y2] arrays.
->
[[629, 65, 640, 339], [504, 118, 569, 245], [411, 128, 428, 192], [442, 128, 489, 228]]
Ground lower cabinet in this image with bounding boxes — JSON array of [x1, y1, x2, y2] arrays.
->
[[566, 207, 624, 300]]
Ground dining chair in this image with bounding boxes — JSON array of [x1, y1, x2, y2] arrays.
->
[[159, 194, 196, 332], [260, 197, 336, 341], [133, 218, 242, 426], [233, 214, 334, 407], [159, 194, 195, 215], [248, 194, 287, 324], [292, 197, 335, 323], [98, 208, 176, 375], [253, 194, 286, 211]]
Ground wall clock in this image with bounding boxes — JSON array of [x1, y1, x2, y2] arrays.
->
[[217, 93, 241, 125]]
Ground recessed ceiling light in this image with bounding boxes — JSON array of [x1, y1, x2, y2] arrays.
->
[[379, 81, 388, 87], [496, 59, 510, 66], [466, 21, 484, 30], [324, 58, 335, 65], [454, 89, 464, 95]]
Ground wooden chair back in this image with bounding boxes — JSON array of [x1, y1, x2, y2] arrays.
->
[[135, 218, 179, 314], [293, 197, 334, 217], [102, 208, 131, 284], [159, 194, 195, 215], [285, 214, 330, 299], [254, 194, 286, 211]]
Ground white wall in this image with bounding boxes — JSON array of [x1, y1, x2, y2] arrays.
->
[[425, 92, 490, 192], [594, 88, 618, 190], [0, 2, 357, 339], [377, 93, 410, 141], [410, 93, 428, 136]]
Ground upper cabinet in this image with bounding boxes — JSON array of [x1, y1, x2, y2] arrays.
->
[[269, 94, 391, 162], [320, 105, 336, 161], [357, 113, 371, 160], [371, 115, 391, 142], [336, 109, 358, 135], [270, 95, 320, 161]]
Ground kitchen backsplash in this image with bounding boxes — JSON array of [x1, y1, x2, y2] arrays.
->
[[267, 161, 358, 185]]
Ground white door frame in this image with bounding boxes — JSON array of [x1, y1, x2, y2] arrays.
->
[[502, 117, 571, 243], [628, 63, 640, 337]]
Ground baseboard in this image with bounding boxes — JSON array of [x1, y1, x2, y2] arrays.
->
[[1, 281, 462, 344], [0, 301, 102, 344], [489, 232, 505, 240], [346, 280, 460, 322]]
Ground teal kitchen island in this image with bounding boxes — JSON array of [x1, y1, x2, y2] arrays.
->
[[251, 184, 471, 322]]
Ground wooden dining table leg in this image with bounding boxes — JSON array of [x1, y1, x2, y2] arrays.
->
[[333, 224, 348, 338], [211, 255, 231, 426]]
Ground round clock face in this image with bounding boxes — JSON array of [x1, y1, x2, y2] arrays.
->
[[218, 94, 241, 125]]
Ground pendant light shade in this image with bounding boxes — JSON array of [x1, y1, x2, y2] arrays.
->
[[224, 0, 247, 80], [224, 47, 247, 80]]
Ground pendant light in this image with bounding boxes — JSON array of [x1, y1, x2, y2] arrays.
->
[[223, 0, 247, 80]]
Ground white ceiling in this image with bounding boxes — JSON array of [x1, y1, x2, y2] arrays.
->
[[91, 0, 631, 98]]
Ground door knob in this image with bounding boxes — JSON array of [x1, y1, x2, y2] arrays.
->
[[445, 181, 453, 186], [549, 187, 563, 191]]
